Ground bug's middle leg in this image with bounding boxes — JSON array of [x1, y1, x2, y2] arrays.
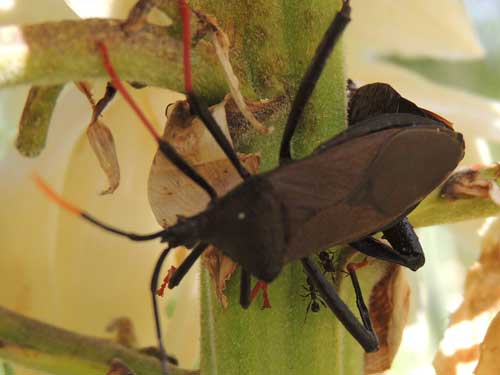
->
[[167, 243, 209, 289], [349, 217, 425, 271], [240, 269, 252, 309]]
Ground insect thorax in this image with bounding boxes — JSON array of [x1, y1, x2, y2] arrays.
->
[[196, 176, 287, 282]]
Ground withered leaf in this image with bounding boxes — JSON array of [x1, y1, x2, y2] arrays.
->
[[148, 99, 260, 227], [441, 166, 500, 206], [475, 310, 500, 375], [365, 264, 410, 374], [433, 218, 500, 375], [148, 99, 260, 307], [193, 10, 271, 134], [87, 119, 120, 195], [202, 245, 238, 308]]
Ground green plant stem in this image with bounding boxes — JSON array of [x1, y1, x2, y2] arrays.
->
[[15, 85, 63, 157], [0, 19, 226, 99], [410, 164, 500, 226], [0, 306, 197, 375], [197, 1, 362, 374]]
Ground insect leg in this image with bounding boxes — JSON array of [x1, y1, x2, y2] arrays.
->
[[150, 246, 175, 375], [349, 217, 424, 271], [240, 269, 252, 309], [187, 93, 251, 180], [167, 243, 209, 289], [279, 0, 351, 163], [346, 261, 374, 331], [301, 257, 379, 352], [383, 217, 425, 270]]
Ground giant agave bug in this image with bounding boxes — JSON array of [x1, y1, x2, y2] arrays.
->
[[34, 0, 465, 373]]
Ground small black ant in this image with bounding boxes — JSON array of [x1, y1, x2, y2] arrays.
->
[[301, 276, 327, 319], [317, 250, 339, 285]]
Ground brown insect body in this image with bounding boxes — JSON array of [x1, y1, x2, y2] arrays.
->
[[162, 104, 464, 282]]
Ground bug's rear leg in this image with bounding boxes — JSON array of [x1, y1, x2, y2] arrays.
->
[[301, 257, 379, 352], [349, 217, 425, 271], [345, 258, 373, 330]]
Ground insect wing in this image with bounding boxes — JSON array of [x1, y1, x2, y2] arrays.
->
[[362, 125, 463, 216], [267, 114, 464, 260]]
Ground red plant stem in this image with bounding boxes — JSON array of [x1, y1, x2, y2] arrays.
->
[[96, 42, 161, 143]]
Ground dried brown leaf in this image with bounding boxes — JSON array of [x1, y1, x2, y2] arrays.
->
[[148, 99, 260, 306], [365, 264, 410, 374], [433, 218, 500, 375], [475, 310, 500, 375], [441, 166, 500, 206], [194, 11, 272, 134], [77, 81, 121, 194], [148, 99, 260, 227], [87, 119, 120, 195], [202, 246, 238, 308]]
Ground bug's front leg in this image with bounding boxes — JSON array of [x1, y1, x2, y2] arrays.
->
[[349, 217, 425, 271], [240, 269, 252, 308]]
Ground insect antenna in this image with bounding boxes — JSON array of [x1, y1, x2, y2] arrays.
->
[[33, 174, 166, 241], [150, 246, 175, 375]]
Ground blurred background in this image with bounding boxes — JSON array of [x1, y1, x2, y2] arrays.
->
[[1, 1, 499, 374]]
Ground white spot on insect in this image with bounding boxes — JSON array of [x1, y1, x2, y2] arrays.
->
[[237, 212, 246, 220]]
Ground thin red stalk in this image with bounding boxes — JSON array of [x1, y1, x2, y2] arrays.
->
[[96, 42, 161, 142]]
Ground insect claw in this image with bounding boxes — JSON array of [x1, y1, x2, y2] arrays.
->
[[250, 280, 272, 309], [157, 266, 177, 297], [346, 257, 369, 273]]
